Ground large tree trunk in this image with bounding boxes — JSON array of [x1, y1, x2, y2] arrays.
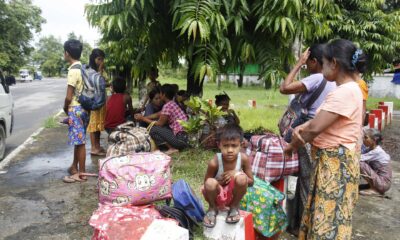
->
[[186, 61, 204, 97], [237, 63, 245, 88], [138, 72, 146, 102]]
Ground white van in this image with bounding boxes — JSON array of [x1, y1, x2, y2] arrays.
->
[[19, 69, 32, 82], [0, 73, 14, 159]]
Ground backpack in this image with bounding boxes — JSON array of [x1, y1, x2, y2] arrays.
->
[[156, 205, 196, 239], [278, 79, 327, 142], [71, 64, 106, 111], [172, 179, 205, 223], [106, 121, 152, 157]]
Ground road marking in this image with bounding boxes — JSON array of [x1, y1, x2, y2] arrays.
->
[[0, 109, 64, 170]]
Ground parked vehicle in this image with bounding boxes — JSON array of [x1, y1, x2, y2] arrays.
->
[[34, 71, 43, 80], [19, 69, 32, 82], [0, 71, 14, 160]]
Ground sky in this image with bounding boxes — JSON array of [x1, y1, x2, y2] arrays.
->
[[33, 0, 101, 46]]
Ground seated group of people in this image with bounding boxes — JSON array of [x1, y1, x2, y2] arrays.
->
[[104, 70, 241, 155]]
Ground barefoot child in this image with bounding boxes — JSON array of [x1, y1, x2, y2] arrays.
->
[[360, 129, 392, 196], [202, 124, 254, 228]]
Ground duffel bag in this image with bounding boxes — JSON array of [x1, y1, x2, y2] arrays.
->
[[246, 134, 298, 182], [98, 151, 172, 206], [107, 121, 152, 157]]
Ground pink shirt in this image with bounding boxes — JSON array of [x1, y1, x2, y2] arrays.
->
[[313, 81, 363, 150], [161, 100, 188, 135]]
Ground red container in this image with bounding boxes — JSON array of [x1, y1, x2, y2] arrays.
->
[[378, 105, 389, 126], [370, 109, 383, 130]]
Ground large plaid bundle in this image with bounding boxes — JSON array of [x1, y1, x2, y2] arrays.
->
[[107, 122, 152, 157], [246, 134, 298, 182]]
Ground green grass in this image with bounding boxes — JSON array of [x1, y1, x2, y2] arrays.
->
[[43, 116, 59, 128]]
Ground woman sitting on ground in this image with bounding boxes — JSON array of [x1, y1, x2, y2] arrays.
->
[[135, 84, 189, 154], [140, 87, 163, 127], [360, 128, 392, 196]]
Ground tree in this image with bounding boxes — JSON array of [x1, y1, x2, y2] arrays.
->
[[0, 0, 45, 73], [85, 0, 400, 94], [32, 35, 64, 77]]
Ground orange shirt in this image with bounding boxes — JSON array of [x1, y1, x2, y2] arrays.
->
[[357, 79, 368, 101], [313, 81, 363, 150]]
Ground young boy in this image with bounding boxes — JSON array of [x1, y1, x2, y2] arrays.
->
[[202, 124, 254, 228], [215, 93, 240, 126], [63, 39, 89, 183]]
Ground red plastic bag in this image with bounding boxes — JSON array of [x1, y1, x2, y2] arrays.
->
[[90, 204, 177, 240]]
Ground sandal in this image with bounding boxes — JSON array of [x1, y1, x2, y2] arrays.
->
[[359, 188, 383, 197], [203, 209, 218, 228], [63, 173, 85, 183], [226, 208, 241, 224], [90, 150, 106, 156]]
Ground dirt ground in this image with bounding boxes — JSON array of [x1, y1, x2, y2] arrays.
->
[[0, 115, 399, 240]]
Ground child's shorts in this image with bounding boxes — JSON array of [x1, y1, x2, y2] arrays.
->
[[202, 176, 236, 209], [68, 105, 89, 145]]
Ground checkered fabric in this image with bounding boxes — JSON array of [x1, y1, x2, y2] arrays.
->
[[246, 134, 299, 182], [161, 101, 188, 135], [107, 122, 152, 157]]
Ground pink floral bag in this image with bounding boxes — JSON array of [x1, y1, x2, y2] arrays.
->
[[98, 151, 172, 206]]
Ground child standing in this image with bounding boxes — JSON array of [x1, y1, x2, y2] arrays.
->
[[63, 39, 89, 183], [215, 93, 240, 126], [360, 129, 392, 196], [202, 124, 253, 228], [104, 77, 137, 133]]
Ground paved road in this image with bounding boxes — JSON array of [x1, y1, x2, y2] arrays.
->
[[4, 78, 66, 158]]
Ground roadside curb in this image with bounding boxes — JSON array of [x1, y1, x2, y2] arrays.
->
[[0, 109, 64, 171]]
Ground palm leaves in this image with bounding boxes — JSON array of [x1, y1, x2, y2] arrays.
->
[[85, 0, 400, 91]]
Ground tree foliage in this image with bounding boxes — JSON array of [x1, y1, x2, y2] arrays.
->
[[32, 33, 93, 77], [85, 0, 400, 92], [0, 0, 45, 73], [32, 36, 64, 77]]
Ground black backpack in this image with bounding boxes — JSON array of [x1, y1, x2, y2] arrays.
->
[[71, 64, 106, 111], [156, 205, 198, 239]]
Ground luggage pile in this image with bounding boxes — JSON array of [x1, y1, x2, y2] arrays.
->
[[89, 122, 205, 240]]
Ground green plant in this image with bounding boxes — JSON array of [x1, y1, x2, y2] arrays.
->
[[178, 116, 203, 134]]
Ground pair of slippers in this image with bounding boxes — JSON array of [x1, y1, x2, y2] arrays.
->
[[203, 208, 241, 228], [359, 188, 384, 197], [63, 167, 97, 183], [63, 172, 98, 183]]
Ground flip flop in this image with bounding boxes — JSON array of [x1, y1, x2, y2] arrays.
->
[[359, 189, 382, 197], [63, 174, 84, 183], [79, 172, 98, 177], [90, 151, 106, 156], [203, 209, 218, 228], [226, 208, 241, 224]]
